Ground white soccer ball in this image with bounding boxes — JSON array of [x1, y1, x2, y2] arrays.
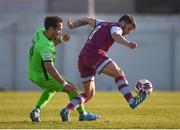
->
[[135, 79, 153, 95]]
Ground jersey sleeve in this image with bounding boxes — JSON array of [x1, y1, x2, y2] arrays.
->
[[111, 26, 123, 35], [95, 19, 105, 26], [39, 44, 54, 62]]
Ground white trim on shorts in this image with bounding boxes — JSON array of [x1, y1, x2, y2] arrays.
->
[[96, 58, 112, 74], [81, 76, 95, 83]]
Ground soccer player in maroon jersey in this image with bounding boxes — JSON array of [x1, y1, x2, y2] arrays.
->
[[60, 14, 148, 121]]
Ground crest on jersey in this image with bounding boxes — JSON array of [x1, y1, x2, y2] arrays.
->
[[43, 52, 52, 60]]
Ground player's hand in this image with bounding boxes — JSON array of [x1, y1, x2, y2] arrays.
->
[[67, 17, 74, 29], [128, 42, 138, 49], [62, 33, 70, 42], [64, 84, 79, 93]]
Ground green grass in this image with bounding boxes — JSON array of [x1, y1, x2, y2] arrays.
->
[[0, 91, 180, 129]]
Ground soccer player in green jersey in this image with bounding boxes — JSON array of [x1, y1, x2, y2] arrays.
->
[[28, 16, 99, 122]]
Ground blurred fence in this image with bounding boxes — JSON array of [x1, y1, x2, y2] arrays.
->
[[0, 14, 180, 91]]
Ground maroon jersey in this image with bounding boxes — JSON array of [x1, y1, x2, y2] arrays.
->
[[79, 22, 122, 56]]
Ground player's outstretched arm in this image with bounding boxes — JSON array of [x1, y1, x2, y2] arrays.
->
[[53, 34, 70, 46], [111, 33, 137, 49], [67, 17, 96, 29], [44, 61, 79, 93]]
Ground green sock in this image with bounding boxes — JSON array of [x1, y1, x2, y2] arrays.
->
[[68, 92, 85, 114], [36, 89, 56, 109]]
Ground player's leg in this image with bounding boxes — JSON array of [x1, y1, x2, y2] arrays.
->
[[30, 88, 55, 122], [30, 78, 86, 122], [41, 78, 91, 115], [79, 81, 99, 121], [61, 80, 99, 121], [29, 78, 58, 122], [62, 54, 98, 111], [41, 76, 98, 122], [36, 89, 56, 109], [82, 80, 95, 103], [41, 78, 88, 114], [63, 77, 86, 114], [64, 80, 94, 110], [101, 60, 147, 109], [101, 61, 134, 102], [60, 56, 99, 121], [61, 55, 113, 121]]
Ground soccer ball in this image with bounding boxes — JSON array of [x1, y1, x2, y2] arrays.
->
[[135, 79, 153, 95]]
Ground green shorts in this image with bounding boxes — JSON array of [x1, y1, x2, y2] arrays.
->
[[31, 77, 65, 92]]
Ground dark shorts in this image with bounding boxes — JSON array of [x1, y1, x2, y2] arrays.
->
[[78, 54, 112, 83]]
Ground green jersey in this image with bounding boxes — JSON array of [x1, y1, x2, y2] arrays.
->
[[28, 27, 56, 82]]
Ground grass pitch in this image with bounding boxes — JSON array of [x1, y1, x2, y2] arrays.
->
[[0, 91, 180, 129]]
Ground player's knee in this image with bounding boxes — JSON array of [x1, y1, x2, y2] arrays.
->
[[118, 69, 125, 76], [92, 90, 95, 97], [89, 91, 96, 100], [84, 92, 94, 101], [114, 69, 124, 78]]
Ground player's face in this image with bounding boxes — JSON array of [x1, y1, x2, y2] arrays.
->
[[122, 24, 134, 35], [52, 22, 63, 39]]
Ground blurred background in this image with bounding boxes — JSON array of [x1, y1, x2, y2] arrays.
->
[[0, 0, 179, 91]]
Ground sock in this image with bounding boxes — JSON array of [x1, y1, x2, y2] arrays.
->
[[67, 92, 85, 114], [66, 94, 87, 111], [115, 75, 133, 103], [36, 89, 56, 109]]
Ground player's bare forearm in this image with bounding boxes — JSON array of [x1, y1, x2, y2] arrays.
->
[[112, 33, 130, 46], [73, 19, 88, 28], [44, 61, 66, 84], [67, 17, 96, 29], [111, 33, 137, 49], [44, 61, 79, 92]]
